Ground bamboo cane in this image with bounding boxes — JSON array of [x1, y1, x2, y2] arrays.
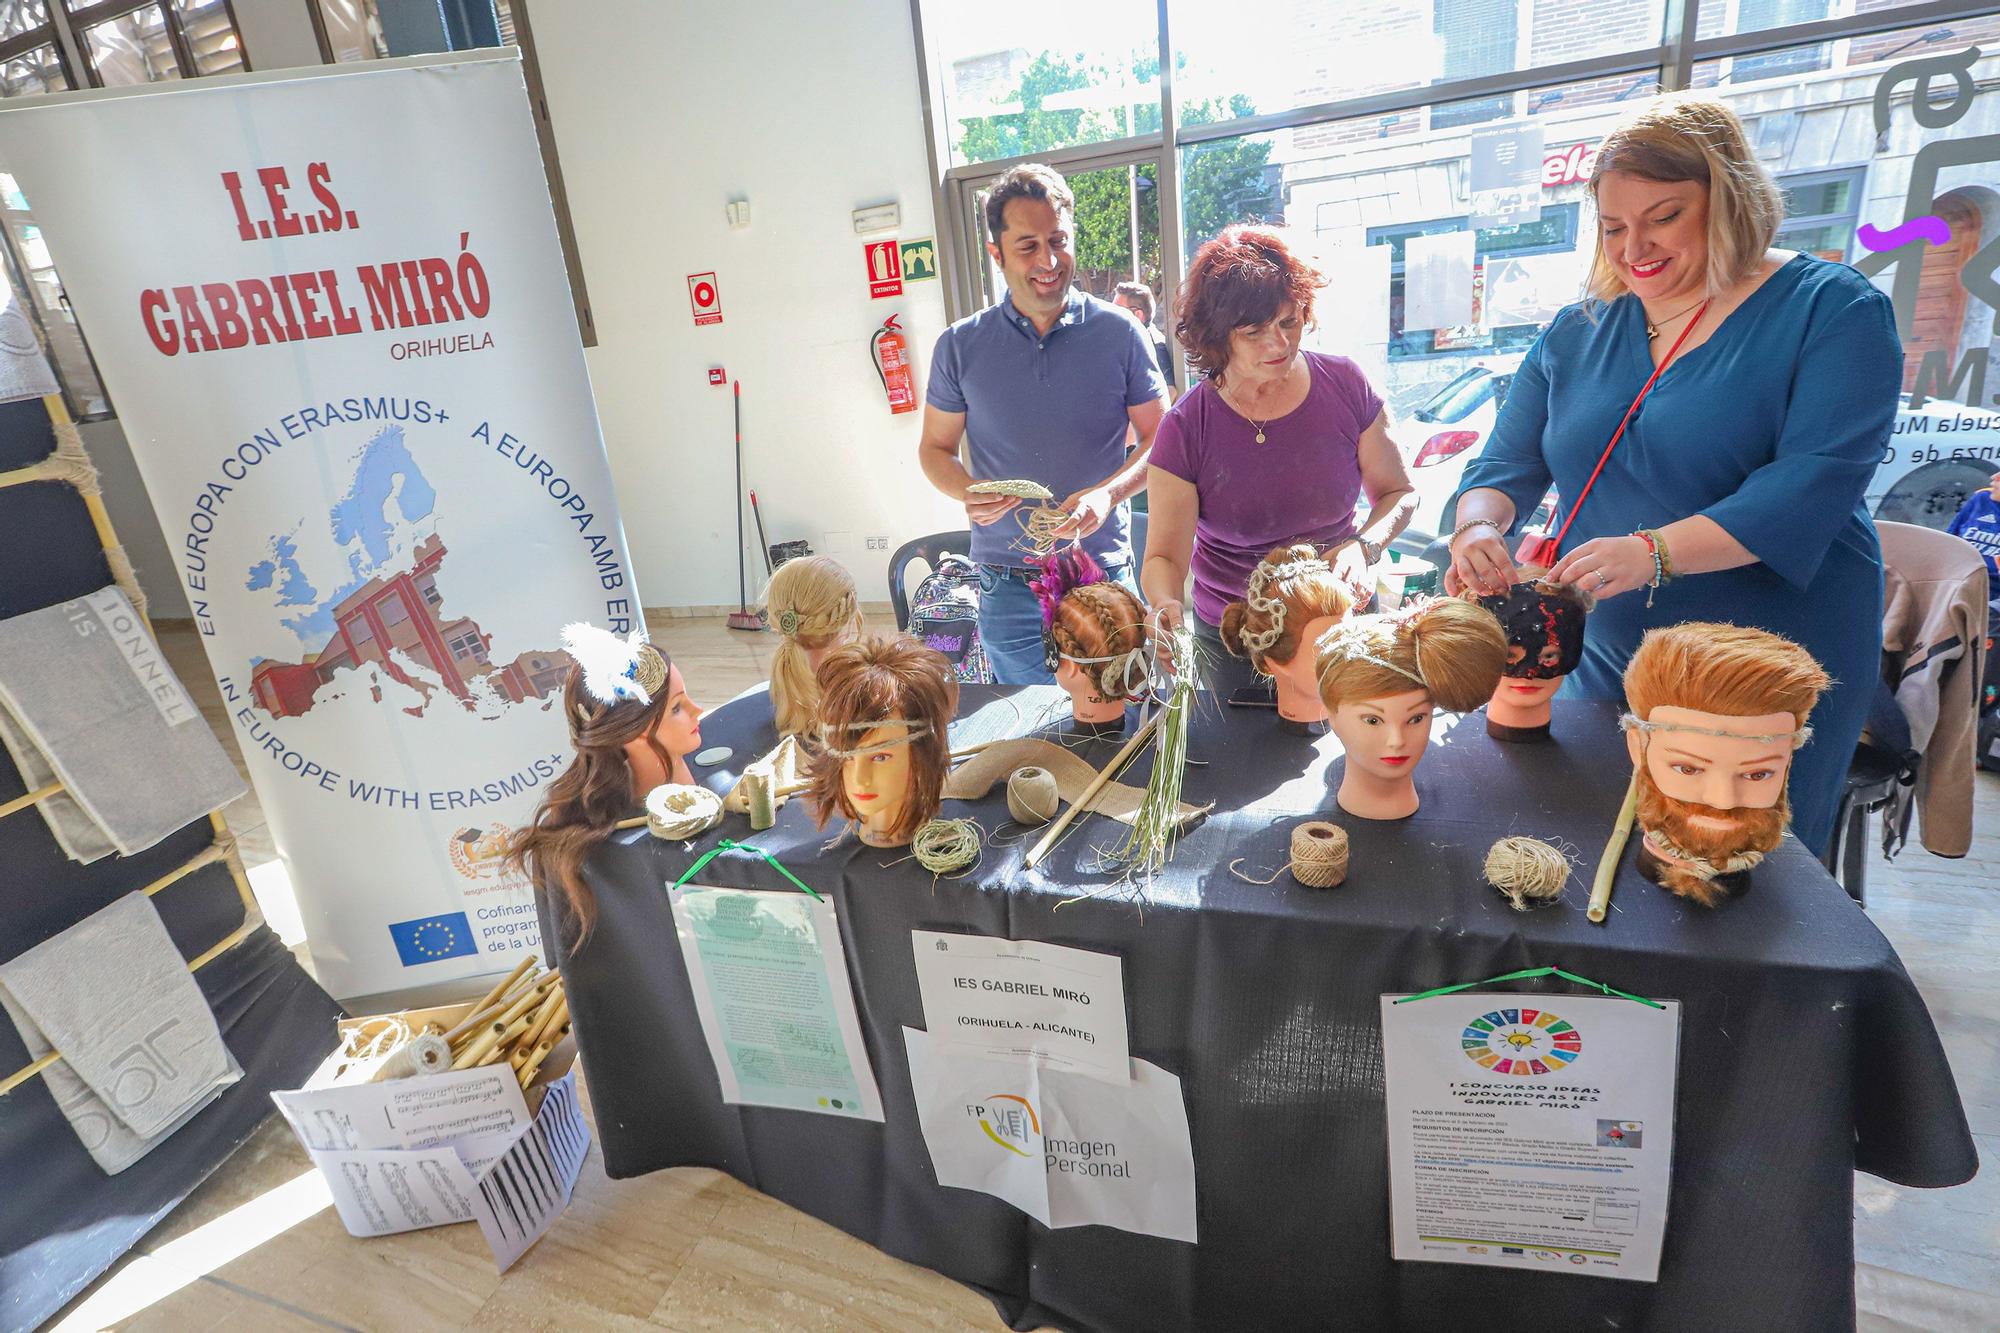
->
[[468, 958, 535, 1020], [442, 968, 560, 1046], [1588, 772, 1641, 924], [1023, 711, 1163, 870], [456, 1011, 533, 1070]]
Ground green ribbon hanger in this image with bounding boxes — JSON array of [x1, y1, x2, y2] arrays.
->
[[667, 838, 824, 902], [1392, 965, 1663, 1010]]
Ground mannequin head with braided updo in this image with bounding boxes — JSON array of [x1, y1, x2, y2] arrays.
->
[[1220, 543, 1355, 723], [807, 634, 959, 847], [762, 555, 862, 736], [1314, 598, 1506, 820], [1030, 547, 1150, 726]]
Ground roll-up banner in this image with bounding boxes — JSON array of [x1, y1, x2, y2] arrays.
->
[[0, 52, 637, 1000]]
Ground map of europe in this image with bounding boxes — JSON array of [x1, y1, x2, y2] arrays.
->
[[243, 426, 567, 719]]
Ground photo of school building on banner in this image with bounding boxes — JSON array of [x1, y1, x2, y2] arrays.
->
[[0, 52, 638, 999]]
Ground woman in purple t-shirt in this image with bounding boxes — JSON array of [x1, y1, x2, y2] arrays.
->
[[1141, 227, 1415, 664]]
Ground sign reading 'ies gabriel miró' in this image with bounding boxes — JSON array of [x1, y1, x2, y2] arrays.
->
[[0, 52, 639, 999]]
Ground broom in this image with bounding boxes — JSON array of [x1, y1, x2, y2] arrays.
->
[[727, 379, 763, 631]]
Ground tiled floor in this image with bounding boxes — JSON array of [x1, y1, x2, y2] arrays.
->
[[50, 612, 2000, 1331]]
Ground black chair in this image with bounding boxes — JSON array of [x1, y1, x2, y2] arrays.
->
[[1822, 680, 1919, 907], [887, 529, 971, 629]]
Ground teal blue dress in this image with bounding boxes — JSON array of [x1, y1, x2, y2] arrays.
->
[[1457, 255, 1901, 858]]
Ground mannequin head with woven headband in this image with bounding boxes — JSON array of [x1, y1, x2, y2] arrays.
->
[[807, 633, 959, 847], [1475, 575, 1591, 741], [1315, 598, 1506, 820], [1030, 547, 1150, 726], [1221, 543, 1355, 723], [1622, 621, 1827, 906], [509, 624, 704, 945], [762, 555, 862, 737]]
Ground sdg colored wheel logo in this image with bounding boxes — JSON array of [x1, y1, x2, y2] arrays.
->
[[1462, 1007, 1581, 1076]]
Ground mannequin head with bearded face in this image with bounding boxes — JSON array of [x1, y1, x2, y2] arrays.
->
[[1621, 623, 1828, 905], [1477, 577, 1590, 740]]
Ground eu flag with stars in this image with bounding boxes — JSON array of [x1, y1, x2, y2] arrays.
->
[[388, 912, 477, 966]]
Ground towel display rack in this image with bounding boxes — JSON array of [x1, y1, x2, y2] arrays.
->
[[0, 393, 259, 1098]]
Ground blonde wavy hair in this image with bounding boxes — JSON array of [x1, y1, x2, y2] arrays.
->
[[1585, 94, 1784, 306], [761, 555, 861, 736]]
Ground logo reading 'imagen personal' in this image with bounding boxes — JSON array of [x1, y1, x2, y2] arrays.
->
[[1462, 1007, 1582, 1076], [968, 1091, 1040, 1156]]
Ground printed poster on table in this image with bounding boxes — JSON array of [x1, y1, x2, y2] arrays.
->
[[670, 886, 885, 1121], [911, 930, 1129, 1081], [0, 53, 639, 999], [903, 1028, 1196, 1243], [1380, 992, 1680, 1281]]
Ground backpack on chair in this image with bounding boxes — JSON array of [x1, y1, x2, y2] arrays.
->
[[906, 553, 993, 684]]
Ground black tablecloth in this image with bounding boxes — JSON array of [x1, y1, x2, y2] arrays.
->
[[543, 686, 1976, 1333]]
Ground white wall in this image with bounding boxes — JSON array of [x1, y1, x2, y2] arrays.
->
[[529, 0, 960, 609], [65, 0, 956, 617]]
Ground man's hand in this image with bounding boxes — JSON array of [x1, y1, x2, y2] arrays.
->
[[964, 491, 1021, 527], [1052, 486, 1114, 539]]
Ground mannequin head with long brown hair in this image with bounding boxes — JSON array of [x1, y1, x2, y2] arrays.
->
[[510, 631, 702, 945], [807, 634, 958, 847], [1220, 543, 1355, 722], [763, 555, 862, 736], [1030, 547, 1150, 725], [1315, 597, 1506, 820]]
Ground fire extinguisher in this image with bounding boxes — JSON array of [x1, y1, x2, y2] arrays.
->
[[871, 314, 918, 415]]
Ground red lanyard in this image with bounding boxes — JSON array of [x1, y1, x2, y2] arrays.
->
[[1548, 299, 1711, 553]]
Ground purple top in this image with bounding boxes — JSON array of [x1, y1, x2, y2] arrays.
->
[[1149, 351, 1383, 624]]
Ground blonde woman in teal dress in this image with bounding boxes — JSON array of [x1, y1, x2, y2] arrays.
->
[[1448, 95, 1900, 860]]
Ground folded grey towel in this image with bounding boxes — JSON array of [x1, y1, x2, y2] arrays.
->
[[0, 289, 59, 405], [0, 892, 242, 1174], [0, 586, 244, 861]]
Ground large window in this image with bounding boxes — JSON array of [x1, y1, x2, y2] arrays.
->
[[0, 1, 242, 421], [918, 1, 2000, 540]]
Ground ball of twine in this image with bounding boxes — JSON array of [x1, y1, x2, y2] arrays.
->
[[1007, 766, 1061, 825], [912, 818, 983, 874], [645, 783, 724, 840], [393, 1033, 452, 1078], [1484, 836, 1569, 910], [1291, 821, 1350, 888]]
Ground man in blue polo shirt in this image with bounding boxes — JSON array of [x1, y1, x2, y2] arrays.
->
[[919, 163, 1168, 684]]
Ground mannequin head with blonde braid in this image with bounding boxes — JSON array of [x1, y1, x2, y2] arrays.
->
[[762, 555, 862, 736]]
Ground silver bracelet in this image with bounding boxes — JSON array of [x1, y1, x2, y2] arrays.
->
[[1450, 517, 1502, 545]]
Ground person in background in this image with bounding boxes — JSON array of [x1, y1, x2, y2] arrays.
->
[[919, 164, 1168, 684], [1446, 94, 1901, 859], [1142, 225, 1415, 668], [1946, 470, 2000, 711], [1114, 280, 1180, 398]]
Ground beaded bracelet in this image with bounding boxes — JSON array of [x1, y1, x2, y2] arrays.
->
[[1450, 516, 1502, 546], [1632, 529, 1674, 607]]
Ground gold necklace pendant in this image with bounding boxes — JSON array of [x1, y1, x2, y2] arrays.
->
[[1254, 426, 1267, 444]]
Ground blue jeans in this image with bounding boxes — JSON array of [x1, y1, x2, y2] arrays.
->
[[978, 560, 1135, 685]]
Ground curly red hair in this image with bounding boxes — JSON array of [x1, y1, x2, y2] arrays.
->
[[1175, 226, 1325, 383]]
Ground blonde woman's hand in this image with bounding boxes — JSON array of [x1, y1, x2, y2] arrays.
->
[[1446, 522, 1515, 597], [1548, 535, 1653, 601]]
